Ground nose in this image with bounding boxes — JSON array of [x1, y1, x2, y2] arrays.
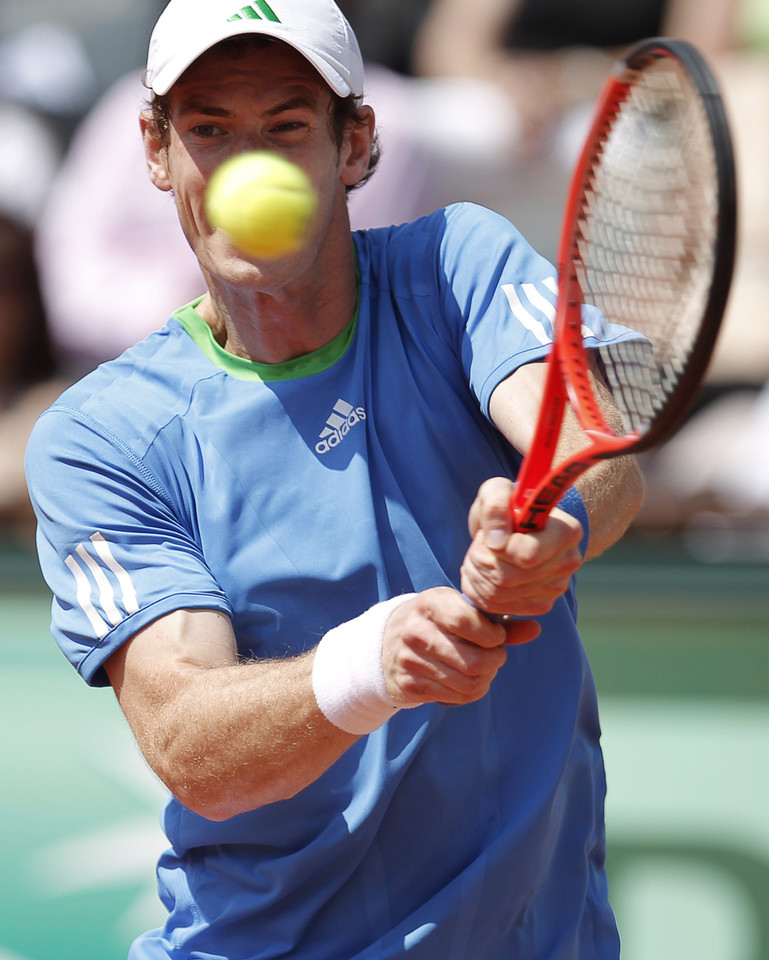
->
[[234, 130, 271, 156]]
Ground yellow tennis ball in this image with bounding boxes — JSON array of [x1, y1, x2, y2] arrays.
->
[[205, 152, 316, 260]]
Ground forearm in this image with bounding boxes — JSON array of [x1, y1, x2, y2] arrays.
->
[[146, 655, 357, 820], [575, 453, 645, 560], [106, 610, 357, 821]]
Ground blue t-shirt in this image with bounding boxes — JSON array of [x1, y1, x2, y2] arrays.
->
[[27, 204, 622, 959]]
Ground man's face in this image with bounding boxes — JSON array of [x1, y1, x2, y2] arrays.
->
[[144, 40, 363, 284]]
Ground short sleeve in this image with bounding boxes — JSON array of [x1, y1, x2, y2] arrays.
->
[[26, 405, 231, 686], [435, 203, 560, 416]]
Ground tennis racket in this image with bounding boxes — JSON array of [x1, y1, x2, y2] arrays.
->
[[511, 36, 737, 534]]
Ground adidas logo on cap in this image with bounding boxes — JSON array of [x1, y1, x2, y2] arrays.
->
[[228, 2, 280, 22]]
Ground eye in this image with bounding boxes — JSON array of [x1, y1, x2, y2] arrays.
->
[[191, 123, 225, 138], [271, 119, 309, 136]]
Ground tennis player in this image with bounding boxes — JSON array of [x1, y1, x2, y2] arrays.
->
[[26, 1, 643, 957]]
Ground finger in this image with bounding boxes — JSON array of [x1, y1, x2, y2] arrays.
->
[[395, 632, 509, 705], [505, 509, 583, 569], [414, 587, 511, 649], [383, 590, 510, 705], [471, 477, 515, 550], [504, 617, 541, 646], [461, 530, 530, 610], [461, 531, 582, 616], [466, 515, 582, 588]]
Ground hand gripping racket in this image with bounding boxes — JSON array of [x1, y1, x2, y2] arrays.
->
[[511, 37, 737, 534]]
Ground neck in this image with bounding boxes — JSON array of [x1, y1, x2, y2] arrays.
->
[[198, 233, 358, 366]]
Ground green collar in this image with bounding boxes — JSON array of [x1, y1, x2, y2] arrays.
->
[[173, 296, 358, 382]]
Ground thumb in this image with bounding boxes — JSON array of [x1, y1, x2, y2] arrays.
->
[[485, 523, 509, 551], [478, 483, 514, 551]]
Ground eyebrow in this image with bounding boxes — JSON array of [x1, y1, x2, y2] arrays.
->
[[176, 90, 321, 119], [176, 99, 230, 117], [265, 93, 320, 116]]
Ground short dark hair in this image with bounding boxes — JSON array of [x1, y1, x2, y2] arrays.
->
[[143, 36, 380, 192]]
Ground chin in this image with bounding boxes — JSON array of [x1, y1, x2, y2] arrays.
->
[[203, 241, 275, 281], [197, 229, 316, 290]]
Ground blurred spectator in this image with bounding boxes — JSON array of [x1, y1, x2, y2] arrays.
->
[[706, 41, 769, 385], [0, 20, 97, 145], [0, 216, 55, 405], [338, 0, 433, 76], [0, 215, 66, 535], [0, 5, 180, 541], [414, 0, 661, 156], [635, 383, 769, 540], [0, 100, 60, 229], [35, 70, 205, 371], [344, 0, 741, 243]]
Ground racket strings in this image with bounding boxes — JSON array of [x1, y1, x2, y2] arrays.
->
[[575, 56, 718, 437]]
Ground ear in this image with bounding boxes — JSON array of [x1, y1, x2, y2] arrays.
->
[[140, 110, 173, 193], [339, 104, 376, 189]]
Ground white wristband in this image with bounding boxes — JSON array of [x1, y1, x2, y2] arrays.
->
[[311, 594, 417, 735]]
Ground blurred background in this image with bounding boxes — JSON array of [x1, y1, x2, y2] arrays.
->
[[0, 0, 767, 957]]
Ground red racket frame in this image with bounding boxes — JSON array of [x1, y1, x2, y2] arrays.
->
[[510, 38, 736, 533]]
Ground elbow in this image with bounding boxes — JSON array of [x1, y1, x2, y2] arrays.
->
[[612, 458, 647, 543], [582, 457, 646, 560], [179, 789, 302, 822], [160, 770, 246, 821], [607, 454, 646, 533], [171, 783, 242, 822], [142, 744, 239, 820]]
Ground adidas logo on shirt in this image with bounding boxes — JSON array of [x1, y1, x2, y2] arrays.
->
[[316, 398, 366, 455]]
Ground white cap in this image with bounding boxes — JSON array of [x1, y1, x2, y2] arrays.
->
[[146, 0, 364, 98]]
